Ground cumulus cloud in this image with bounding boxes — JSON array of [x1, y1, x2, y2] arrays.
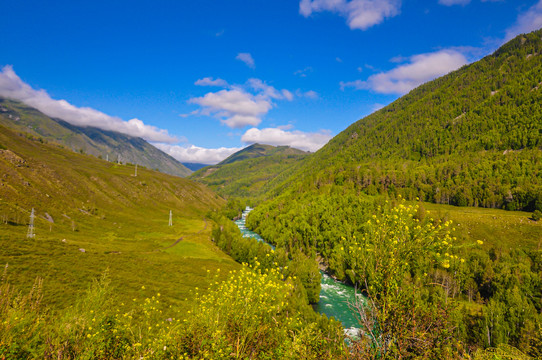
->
[[0, 65, 177, 143], [504, 0, 542, 42], [189, 89, 272, 128], [247, 78, 294, 100], [153, 143, 244, 165], [299, 0, 401, 30], [241, 127, 332, 152], [340, 49, 468, 94], [438, 0, 470, 6], [195, 77, 229, 87], [188, 78, 303, 128], [236, 53, 255, 68], [302, 90, 319, 99]]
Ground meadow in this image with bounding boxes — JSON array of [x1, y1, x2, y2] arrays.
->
[[0, 125, 240, 313]]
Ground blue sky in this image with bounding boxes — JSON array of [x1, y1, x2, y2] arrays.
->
[[1, 0, 541, 164]]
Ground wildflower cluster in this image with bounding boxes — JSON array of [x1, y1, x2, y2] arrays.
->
[[181, 265, 296, 357], [340, 198, 459, 296]]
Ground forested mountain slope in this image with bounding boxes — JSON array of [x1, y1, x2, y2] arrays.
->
[[281, 30, 542, 211], [0, 97, 192, 177], [246, 30, 542, 355]]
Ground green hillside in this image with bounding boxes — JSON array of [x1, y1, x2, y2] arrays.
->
[[285, 30, 542, 211], [0, 124, 345, 359], [0, 97, 192, 177], [246, 31, 542, 356], [0, 123, 236, 310], [190, 143, 308, 200]]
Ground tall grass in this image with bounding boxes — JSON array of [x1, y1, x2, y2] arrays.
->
[[0, 264, 347, 359]]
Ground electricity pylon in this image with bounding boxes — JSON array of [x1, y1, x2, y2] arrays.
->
[[27, 208, 35, 238]]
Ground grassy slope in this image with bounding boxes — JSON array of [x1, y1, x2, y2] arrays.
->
[[418, 202, 541, 250], [0, 124, 239, 311], [0, 97, 192, 177]]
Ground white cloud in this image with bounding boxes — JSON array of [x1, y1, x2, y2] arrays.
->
[[188, 78, 298, 128], [195, 77, 229, 87], [299, 0, 401, 30], [0, 65, 177, 143], [438, 0, 470, 6], [241, 127, 332, 152], [153, 143, 243, 165], [295, 89, 319, 99], [189, 89, 271, 128], [247, 78, 293, 100], [179, 110, 200, 118], [504, 0, 542, 42], [303, 90, 319, 99], [236, 53, 255, 68], [341, 49, 468, 94]]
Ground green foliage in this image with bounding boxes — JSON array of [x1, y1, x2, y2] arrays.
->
[[336, 202, 460, 358], [341, 200, 457, 292], [0, 268, 45, 359], [249, 189, 542, 354], [532, 210, 542, 221], [222, 197, 245, 219], [210, 213, 322, 304], [242, 31, 542, 356], [0, 267, 345, 359], [180, 266, 345, 359]]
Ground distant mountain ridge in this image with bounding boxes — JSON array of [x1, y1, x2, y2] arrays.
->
[[190, 143, 308, 199], [218, 143, 308, 165], [0, 97, 191, 177]]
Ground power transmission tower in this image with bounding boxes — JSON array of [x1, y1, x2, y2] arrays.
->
[[168, 210, 173, 226], [117, 154, 121, 164], [27, 208, 35, 238]]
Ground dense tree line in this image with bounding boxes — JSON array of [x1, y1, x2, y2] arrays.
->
[[247, 192, 542, 356]]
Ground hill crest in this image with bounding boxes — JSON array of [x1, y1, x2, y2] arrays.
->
[[0, 97, 191, 177]]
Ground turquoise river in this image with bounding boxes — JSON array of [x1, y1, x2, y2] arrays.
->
[[235, 207, 360, 336]]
